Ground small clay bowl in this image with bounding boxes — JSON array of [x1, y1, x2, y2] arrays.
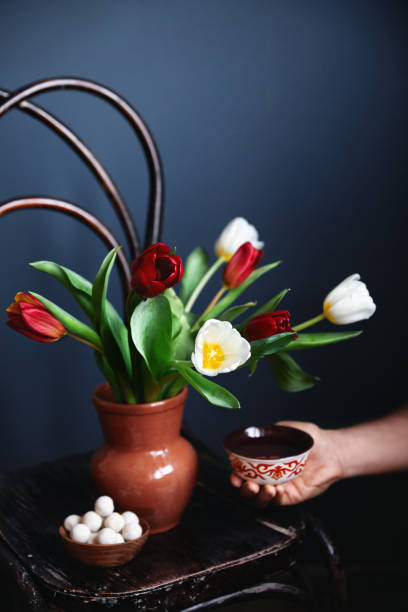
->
[[59, 518, 150, 567], [224, 425, 314, 485]]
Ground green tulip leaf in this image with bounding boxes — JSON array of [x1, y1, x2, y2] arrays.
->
[[94, 352, 124, 403], [104, 306, 133, 378], [30, 260, 95, 322], [92, 248, 119, 328], [30, 261, 92, 294], [29, 292, 102, 350], [32, 258, 134, 381], [89, 248, 134, 385], [250, 332, 298, 362], [157, 375, 186, 400], [125, 291, 143, 324], [130, 295, 173, 381], [239, 288, 290, 330], [180, 247, 209, 304], [244, 331, 297, 376], [164, 289, 194, 360], [219, 302, 257, 322], [287, 331, 362, 350], [267, 353, 319, 392], [174, 363, 240, 409], [171, 316, 183, 339], [32, 259, 122, 327], [200, 262, 281, 323]]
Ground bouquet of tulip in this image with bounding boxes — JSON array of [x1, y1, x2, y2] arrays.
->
[[6, 217, 376, 409]]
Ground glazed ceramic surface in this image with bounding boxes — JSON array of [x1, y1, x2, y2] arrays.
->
[[224, 425, 314, 485], [91, 384, 198, 534]]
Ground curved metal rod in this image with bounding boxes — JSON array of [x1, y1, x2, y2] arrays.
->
[[0, 197, 132, 296], [0, 77, 164, 249], [0, 88, 140, 260]]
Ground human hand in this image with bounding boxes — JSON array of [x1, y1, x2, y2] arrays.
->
[[230, 421, 345, 507]]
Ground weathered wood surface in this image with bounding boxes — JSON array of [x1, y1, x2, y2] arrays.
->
[[0, 442, 305, 610]]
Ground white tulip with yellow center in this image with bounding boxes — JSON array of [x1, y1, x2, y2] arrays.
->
[[215, 217, 264, 261], [323, 274, 376, 325], [191, 319, 251, 377]]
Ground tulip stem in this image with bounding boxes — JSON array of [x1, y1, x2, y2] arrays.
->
[[66, 332, 104, 354], [192, 287, 227, 331], [184, 258, 224, 313], [293, 313, 325, 332], [172, 360, 193, 368]]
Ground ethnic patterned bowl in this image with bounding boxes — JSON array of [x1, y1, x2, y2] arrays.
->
[[59, 518, 150, 567], [224, 425, 314, 485]]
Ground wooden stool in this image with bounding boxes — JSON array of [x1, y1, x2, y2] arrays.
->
[[0, 433, 346, 611]]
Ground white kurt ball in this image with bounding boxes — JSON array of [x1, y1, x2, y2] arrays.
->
[[82, 511, 103, 532], [94, 495, 114, 517], [103, 512, 125, 532], [71, 523, 91, 543], [122, 522, 143, 541], [64, 514, 81, 532], [115, 533, 125, 544], [97, 527, 117, 545], [87, 533, 99, 544], [122, 511, 139, 526]]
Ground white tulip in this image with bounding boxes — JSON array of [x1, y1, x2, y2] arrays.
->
[[215, 217, 264, 261], [323, 274, 376, 325], [191, 319, 251, 377]]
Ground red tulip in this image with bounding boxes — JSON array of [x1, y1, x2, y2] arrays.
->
[[244, 310, 296, 342], [6, 293, 66, 343], [131, 242, 183, 298], [223, 242, 264, 289]]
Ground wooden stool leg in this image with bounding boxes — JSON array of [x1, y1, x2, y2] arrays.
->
[[306, 515, 348, 611], [0, 538, 46, 611], [180, 581, 314, 611]]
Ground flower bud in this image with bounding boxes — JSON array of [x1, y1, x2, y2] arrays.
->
[[215, 217, 264, 261], [6, 293, 66, 343], [244, 310, 296, 342], [223, 242, 263, 289], [323, 274, 376, 325]]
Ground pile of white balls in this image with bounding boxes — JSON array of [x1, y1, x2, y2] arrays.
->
[[63, 496, 143, 545]]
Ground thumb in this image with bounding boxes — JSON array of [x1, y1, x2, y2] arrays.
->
[[275, 420, 318, 438]]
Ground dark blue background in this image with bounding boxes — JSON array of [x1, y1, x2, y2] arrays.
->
[[0, 1, 406, 569]]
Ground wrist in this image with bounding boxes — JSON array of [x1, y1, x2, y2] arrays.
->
[[325, 428, 349, 482]]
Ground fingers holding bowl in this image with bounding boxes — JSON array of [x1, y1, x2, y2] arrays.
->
[[230, 472, 261, 497], [253, 484, 277, 507], [230, 472, 243, 488], [230, 472, 279, 507], [241, 480, 260, 498]]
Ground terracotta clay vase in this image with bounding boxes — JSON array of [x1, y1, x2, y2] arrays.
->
[[91, 383, 198, 534]]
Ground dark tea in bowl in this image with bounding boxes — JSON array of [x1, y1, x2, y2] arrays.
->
[[224, 425, 314, 485]]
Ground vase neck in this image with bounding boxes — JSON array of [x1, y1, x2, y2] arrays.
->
[[92, 384, 187, 450], [99, 405, 184, 449]]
